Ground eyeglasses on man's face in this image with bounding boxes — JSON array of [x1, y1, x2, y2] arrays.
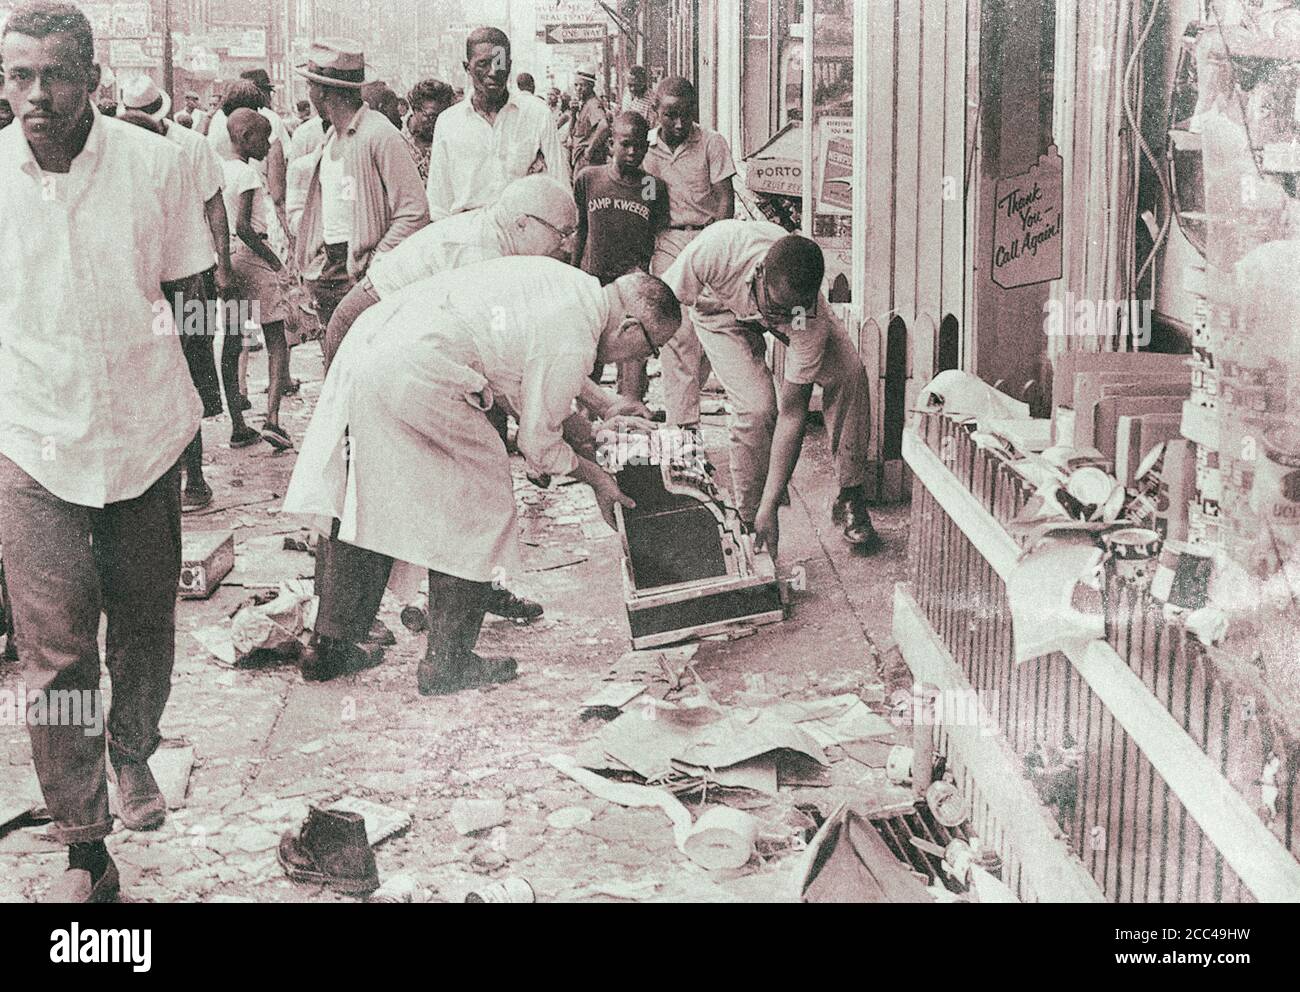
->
[[752, 263, 819, 324]]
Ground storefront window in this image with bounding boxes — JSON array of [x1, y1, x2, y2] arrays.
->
[[739, 0, 854, 301]]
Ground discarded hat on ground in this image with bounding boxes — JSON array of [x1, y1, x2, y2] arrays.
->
[[119, 74, 170, 121], [240, 67, 275, 91], [296, 39, 368, 90]]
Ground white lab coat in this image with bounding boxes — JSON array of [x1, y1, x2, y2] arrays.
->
[[282, 256, 607, 583]]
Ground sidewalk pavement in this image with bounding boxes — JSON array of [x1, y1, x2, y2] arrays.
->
[[0, 352, 913, 903]]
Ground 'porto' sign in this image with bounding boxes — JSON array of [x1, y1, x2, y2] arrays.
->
[[992, 145, 1063, 289]]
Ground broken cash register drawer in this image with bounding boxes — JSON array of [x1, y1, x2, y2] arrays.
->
[[611, 430, 785, 648]]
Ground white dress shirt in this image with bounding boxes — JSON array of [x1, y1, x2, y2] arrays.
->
[[0, 111, 214, 507], [425, 91, 570, 221], [164, 118, 223, 204]]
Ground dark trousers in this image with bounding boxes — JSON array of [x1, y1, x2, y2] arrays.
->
[[313, 519, 393, 644], [0, 455, 181, 844], [307, 242, 355, 359]]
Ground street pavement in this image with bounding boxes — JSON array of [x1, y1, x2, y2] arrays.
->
[[0, 345, 913, 903]]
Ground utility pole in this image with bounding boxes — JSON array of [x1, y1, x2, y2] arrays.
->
[[162, 0, 174, 105]]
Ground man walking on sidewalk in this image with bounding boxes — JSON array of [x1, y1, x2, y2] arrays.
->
[[661, 220, 880, 558], [426, 26, 569, 221], [0, 1, 216, 903]]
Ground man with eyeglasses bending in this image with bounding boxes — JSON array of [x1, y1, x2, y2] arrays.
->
[[660, 219, 879, 559], [284, 258, 682, 695]]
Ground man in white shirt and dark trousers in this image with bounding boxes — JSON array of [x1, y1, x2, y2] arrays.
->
[[0, 1, 217, 903], [425, 26, 569, 221]]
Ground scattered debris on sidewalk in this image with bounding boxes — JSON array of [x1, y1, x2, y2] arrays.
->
[[450, 798, 508, 836]]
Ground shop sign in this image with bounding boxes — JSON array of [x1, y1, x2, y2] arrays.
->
[[541, 1, 613, 22], [81, 4, 114, 40], [817, 116, 853, 214], [110, 2, 150, 39], [108, 38, 156, 68], [228, 29, 266, 59], [744, 122, 803, 197], [992, 145, 1064, 289]]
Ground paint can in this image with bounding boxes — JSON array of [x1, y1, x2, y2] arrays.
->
[[1101, 527, 1162, 588], [926, 781, 970, 828], [465, 877, 536, 903], [1150, 540, 1215, 612]]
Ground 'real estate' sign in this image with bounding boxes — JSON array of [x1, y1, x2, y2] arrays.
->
[[992, 145, 1063, 289]]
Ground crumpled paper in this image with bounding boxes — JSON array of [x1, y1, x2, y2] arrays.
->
[[917, 370, 1030, 428], [1005, 543, 1104, 663], [230, 580, 315, 663]]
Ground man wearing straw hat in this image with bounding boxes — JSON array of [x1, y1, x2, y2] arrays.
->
[[294, 39, 429, 345]]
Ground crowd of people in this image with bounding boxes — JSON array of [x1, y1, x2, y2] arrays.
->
[[0, 0, 881, 902]]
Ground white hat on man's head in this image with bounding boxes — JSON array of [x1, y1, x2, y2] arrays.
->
[[295, 39, 368, 89], [575, 63, 598, 83], [119, 75, 171, 121]]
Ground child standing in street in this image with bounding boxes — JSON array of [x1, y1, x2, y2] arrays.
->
[[573, 111, 670, 402], [222, 108, 293, 450]]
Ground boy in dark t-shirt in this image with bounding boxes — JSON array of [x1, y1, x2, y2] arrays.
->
[[574, 112, 670, 401]]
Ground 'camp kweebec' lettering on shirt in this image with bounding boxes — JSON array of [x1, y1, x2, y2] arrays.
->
[[586, 194, 652, 221]]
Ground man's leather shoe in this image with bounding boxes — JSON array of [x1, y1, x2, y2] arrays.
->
[[39, 859, 119, 904], [834, 492, 881, 550], [115, 762, 166, 831], [485, 588, 544, 622], [418, 651, 518, 696], [278, 807, 379, 895], [300, 635, 384, 682]]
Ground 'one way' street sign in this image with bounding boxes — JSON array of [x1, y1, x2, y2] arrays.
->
[[544, 23, 606, 44]]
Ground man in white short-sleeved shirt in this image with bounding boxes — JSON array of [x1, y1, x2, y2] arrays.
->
[[661, 220, 877, 556], [0, 0, 215, 904], [425, 26, 569, 220]]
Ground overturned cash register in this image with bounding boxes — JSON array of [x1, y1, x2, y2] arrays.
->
[[606, 428, 786, 648]]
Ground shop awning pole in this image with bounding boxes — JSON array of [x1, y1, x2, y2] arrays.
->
[[801, 0, 814, 238]]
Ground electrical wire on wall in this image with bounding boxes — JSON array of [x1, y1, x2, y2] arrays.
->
[[1123, 0, 1171, 318]]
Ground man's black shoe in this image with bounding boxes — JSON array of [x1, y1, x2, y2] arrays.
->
[[300, 635, 384, 682], [833, 491, 881, 550], [485, 588, 544, 622]]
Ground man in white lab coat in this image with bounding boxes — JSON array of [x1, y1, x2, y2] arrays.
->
[[283, 257, 681, 693]]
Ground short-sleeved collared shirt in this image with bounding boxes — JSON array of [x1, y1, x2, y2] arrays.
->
[[643, 123, 736, 228], [660, 219, 832, 385], [0, 111, 213, 507], [426, 92, 571, 220]]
